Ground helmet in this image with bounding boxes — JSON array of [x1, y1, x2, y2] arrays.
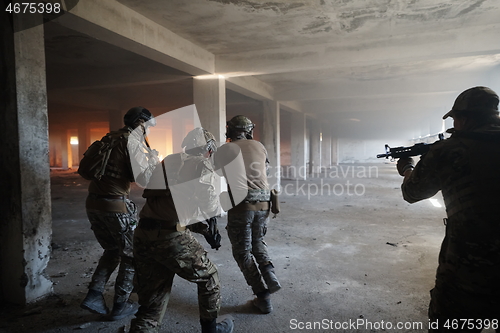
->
[[182, 128, 217, 155], [124, 106, 156, 127], [226, 115, 254, 139], [443, 87, 499, 119]]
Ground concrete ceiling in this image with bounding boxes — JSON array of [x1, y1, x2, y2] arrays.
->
[[45, 0, 500, 140]]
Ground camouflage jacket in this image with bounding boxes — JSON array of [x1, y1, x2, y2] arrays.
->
[[140, 152, 219, 226], [402, 124, 500, 297]]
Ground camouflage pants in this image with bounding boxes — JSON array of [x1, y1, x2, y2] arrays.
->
[[86, 199, 137, 303], [130, 227, 220, 333], [428, 285, 500, 332], [227, 209, 271, 295]]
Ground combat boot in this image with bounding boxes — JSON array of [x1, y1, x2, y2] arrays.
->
[[261, 263, 281, 294], [80, 289, 109, 315], [252, 290, 273, 314], [201, 315, 234, 333], [108, 300, 139, 321]]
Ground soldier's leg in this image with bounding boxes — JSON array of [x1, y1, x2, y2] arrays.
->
[[130, 228, 175, 333], [113, 208, 136, 304], [195, 254, 220, 321], [87, 211, 121, 292], [227, 210, 267, 295], [104, 203, 139, 320], [164, 230, 221, 319], [428, 287, 485, 333], [81, 211, 121, 314], [251, 211, 281, 293], [165, 230, 232, 333]]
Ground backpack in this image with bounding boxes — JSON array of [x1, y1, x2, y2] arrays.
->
[[78, 131, 129, 181]]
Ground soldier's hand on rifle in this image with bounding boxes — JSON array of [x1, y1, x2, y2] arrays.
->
[[397, 157, 415, 176], [187, 218, 221, 250], [203, 217, 221, 250]]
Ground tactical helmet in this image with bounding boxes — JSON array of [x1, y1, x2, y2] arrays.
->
[[182, 127, 217, 155], [226, 115, 254, 139], [443, 86, 499, 119], [124, 106, 156, 127]]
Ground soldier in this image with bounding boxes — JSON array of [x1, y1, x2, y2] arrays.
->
[[129, 128, 234, 333], [80, 106, 158, 320], [396, 87, 500, 332], [214, 115, 281, 314]]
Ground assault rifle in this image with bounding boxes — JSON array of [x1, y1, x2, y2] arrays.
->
[[377, 133, 444, 159]]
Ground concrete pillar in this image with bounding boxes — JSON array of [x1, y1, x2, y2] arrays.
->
[[78, 121, 90, 162], [290, 112, 307, 180], [109, 109, 125, 131], [61, 130, 69, 170], [261, 100, 280, 190], [193, 77, 226, 145], [310, 120, 321, 176], [321, 125, 332, 169], [0, 12, 53, 304], [67, 130, 74, 170], [193, 77, 226, 195], [331, 137, 339, 166]]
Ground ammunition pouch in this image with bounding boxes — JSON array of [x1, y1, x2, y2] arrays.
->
[[244, 189, 271, 202], [270, 189, 280, 215]]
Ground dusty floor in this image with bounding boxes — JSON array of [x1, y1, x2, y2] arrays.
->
[[1, 163, 485, 333]]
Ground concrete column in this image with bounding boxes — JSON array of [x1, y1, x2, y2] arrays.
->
[[0, 12, 53, 304], [61, 130, 69, 170], [109, 109, 125, 131], [331, 137, 339, 166], [67, 130, 74, 170], [321, 125, 332, 170], [310, 120, 321, 176], [193, 77, 226, 144], [261, 100, 280, 190], [290, 112, 307, 180], [193, 77, 226, 196], [78, 121, 90, 162]]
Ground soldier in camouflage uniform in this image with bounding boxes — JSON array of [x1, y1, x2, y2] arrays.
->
[[129, 128, 234, 333], [214, 115, 281, 314], [81, 107, 158, 321], [397, 87, 500, 332]]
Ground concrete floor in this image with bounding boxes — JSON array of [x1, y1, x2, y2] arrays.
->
[[1, 163, 478, 333]]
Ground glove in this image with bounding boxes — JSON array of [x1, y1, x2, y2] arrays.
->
[[397, 157, 415, 176], [187, 218, 221, 250], [148, 149, 160, 166], [203, 217, 221, 250]]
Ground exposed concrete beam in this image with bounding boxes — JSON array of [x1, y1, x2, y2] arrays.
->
[[279, 101, 306, 114], [51, 77, 190, 92], [224, 75, 274, 102], [55, 0, 215, 76], [48, 89, 124, 110]]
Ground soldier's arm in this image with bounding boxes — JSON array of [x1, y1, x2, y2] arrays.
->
[[401, 148, 441, 203], [195, 160, 220, 217], [127, 133, 159, 187]]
